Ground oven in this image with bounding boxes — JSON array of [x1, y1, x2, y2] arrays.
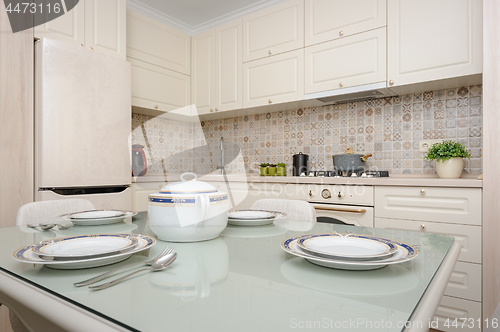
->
[[287, 184, 374, 227]]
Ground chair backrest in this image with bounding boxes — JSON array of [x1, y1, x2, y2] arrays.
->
[[251, 199, 317, 223], [15, 199, 95, 226]]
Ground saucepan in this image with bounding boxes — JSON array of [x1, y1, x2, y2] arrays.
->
[[330, 148, 372, 172]]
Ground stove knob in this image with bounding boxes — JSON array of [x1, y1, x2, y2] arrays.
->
[[309, 190, 313, 197], [338, 191, 344, 199], [321, 189, 331, 199]]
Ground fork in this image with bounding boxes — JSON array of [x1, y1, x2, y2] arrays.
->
[[27, 222, 74, 231], [74, 246, 174, 287]]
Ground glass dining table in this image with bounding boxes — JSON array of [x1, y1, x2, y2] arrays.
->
[[0, 212, 459, 332]]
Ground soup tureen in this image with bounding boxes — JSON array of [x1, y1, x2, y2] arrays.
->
[[148, 173, 229, 242]]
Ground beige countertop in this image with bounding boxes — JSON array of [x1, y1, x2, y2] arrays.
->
[[133, 173, 483, 188]]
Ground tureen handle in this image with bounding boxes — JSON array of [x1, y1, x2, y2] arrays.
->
[[180, 172, 197, 181], [196, 194, 210, 232]]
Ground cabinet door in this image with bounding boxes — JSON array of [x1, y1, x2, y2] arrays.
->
[[216, 19, 243, 112], [129, 57, 190, 114], [85, 0, 126, 59], [127, 9, 191, 75], [35, 0, 85, 45], [243, 0, 304, 62], [243, 49, 304, 108], [191, 29, 216, 115], [305, 0, 386, 46], [387, 0, 482, 88], [434, 296, 482, 332], [305, 28, 386, 94]]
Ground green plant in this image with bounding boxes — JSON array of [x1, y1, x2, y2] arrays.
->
[[424, 140, 471, 162], [259, 163, 269, 167], [277, 163, 286, 167]]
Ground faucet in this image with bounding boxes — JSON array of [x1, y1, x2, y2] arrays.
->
[[216, 137, 225, 175]]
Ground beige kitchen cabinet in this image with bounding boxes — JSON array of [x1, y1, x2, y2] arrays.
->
[[243, 49, 304, 108], [126, 9, 190, 75], [191, 29, 216, 115], [215, 19, 243, 112], [129, 57, 191, 114], [387, 0, 482, 89], [305, 27, 386, 94], [35, 0, 126, 59], [243, 0, 304, 62], [305, 0, 386, 46], [434, 296, 482, 332]]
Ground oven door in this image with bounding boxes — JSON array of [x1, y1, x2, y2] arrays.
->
[[311, 203, 374, 228]]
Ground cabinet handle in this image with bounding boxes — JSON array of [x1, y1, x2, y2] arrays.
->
[[268, 50, 272, 55], [312, 204, 366, 214], [154, 105, 158, 109], [268, 99, 272, 104], [339, 31, 344, 36], [80, 44, 84, 47], [249, 183, 254, 189], [215, 108, 218, 112], [420, 224, 426, 230], [339, 82, 344, 87], [420, 189, 425, 195], [89, 47, 93, 50], [210, 108, 214, 113], [389, 80, 394, 85]]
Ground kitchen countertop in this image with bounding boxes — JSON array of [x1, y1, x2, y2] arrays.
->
[[132, 173, 483, 188]]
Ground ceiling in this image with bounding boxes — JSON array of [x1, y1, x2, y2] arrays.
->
[[127, 0, 287, 35]]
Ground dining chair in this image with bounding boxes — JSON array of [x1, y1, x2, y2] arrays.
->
[[5, 199, 95, 332], [251, 199, 317, 223], [15, 199, 95, 226]]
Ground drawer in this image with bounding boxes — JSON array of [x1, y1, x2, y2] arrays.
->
[[375, 187, 482, 225], [433, 296, 482, 332], [374, 218, 482, 264], [444, 262, 482, 302]]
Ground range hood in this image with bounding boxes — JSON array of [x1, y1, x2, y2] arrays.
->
[[303, 82, 396, 104]]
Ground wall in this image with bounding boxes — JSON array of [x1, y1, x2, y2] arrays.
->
[[132, 85, 483, 176]]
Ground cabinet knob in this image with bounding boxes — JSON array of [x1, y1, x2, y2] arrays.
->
[[268, 50, 272, 55], [420, 189, 425, 195], [338, 191, 344, 198], [80, 44, 84, 47], [420, 224, 426, 230], [339, 31, 344, 36], [339, 82, 344, 87], [154, 105, 158, 109], [268, 99, 272, 104], [389, 80, 394, 85], [309, 190, 313, 197], [215, 108, 218, 112], [89, 47, 93, 50], [249, 183, 254, 189], [210, 108, 214, 113]]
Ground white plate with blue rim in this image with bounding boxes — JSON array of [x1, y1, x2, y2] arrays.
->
[[281, 233, 418, 270], [297, 233, 398, 261], [13, 234, 155, 269], [57, 210, 137, 226], [228, 210, 286, 220]]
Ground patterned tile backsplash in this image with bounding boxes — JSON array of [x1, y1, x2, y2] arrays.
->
[[132, 85, 483, 176]]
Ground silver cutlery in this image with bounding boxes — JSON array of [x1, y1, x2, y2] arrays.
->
[[27, 222, 74, 230], [90, 251, 177, 290], [74, 246, 174, 287]]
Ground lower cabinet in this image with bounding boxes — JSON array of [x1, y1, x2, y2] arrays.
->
[[433, 296, 482, 332]]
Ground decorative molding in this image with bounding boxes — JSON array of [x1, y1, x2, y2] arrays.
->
[[127, 0, 288, 35]]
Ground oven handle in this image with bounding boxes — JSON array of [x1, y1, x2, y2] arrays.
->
[[311, 204, 366, 214]]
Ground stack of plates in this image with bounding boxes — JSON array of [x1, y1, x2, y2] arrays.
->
[[13, 233, 155, 269], [281, 233, 418, 270], [57, 209, 137, 226], [227, 210, 286, 226]]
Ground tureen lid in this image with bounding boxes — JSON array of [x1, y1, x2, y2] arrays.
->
[[158, 172, 217, 195]]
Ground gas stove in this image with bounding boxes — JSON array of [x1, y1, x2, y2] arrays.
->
[[299, 170, 389, 178]]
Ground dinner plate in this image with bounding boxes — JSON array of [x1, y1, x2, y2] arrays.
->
[[70, 210, 125, 219], [31, 234, 139, 259], [13, 234, 155, 269], [297, 234, 398, 261], [227, 218, 275, 226], [281, 234, 418, 271], [57, 210, 137, 226], [228, 210, 276, 220]]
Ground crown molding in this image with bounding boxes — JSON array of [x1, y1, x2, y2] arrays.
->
[[127, 0, 288, 35]]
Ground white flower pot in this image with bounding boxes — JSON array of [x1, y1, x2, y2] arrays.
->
[[435, 157, 464, 179]]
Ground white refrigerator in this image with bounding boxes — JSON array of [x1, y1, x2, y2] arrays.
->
[[35, 38, 132, 210]]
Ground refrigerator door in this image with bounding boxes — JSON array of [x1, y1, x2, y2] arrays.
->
[[35, 38, 131, 188], [37, 187, 132, 211]]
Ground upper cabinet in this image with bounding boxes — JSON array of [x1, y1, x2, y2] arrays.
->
[[35, 0, 126, 59], [191, 29, 216, 115], [305, 0, 386, 46], [127, 9, 190, 75], [387, 0, 483, 89], [305, 27, 386, 94], [243, 0, 304, 62]]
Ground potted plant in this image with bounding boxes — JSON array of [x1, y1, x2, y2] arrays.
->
[[268, 164, 277, 176], [259, 163, 269, 176], [424, 140, 471, 179], [276, 163, 286, 176]]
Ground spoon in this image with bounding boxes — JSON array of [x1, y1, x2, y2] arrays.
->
[[89, 252, 177, 291]]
